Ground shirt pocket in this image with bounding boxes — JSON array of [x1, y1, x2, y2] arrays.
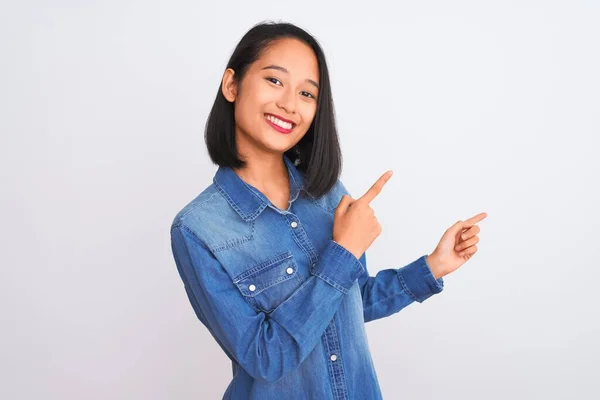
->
[[232, 251, 302, 313]]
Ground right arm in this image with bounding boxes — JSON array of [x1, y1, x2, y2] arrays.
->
[[170, 222, 364, 384]]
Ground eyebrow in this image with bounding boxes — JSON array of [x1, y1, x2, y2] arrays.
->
[[261, 64, 319, 90]]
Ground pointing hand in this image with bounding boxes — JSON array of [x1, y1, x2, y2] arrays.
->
[[426, 212, 488, 279]]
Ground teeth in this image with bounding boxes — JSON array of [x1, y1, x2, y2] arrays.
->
[[266, 115, 293, 130]]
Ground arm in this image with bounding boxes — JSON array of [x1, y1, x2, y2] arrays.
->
[[333, 179, 443, 322], [170, 222, 364, 384], [357, 251, 444, 323]]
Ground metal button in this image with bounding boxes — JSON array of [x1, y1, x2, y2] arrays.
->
[[286, 267, 294, 274], [330, 354, 337, 361], [248, 284, 256, 292], [290, 221, 298, 228]]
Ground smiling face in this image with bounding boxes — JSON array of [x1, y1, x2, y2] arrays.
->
[[221, 37, 320, 159]]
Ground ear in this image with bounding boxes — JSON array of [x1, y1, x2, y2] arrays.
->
[[221, 68, 238, 102]]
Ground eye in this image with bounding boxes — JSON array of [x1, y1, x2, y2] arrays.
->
[[301, 91, 316, 99], [265, 77, 282, 86]]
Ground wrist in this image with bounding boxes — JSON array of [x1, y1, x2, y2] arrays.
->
[[332, 238, 361, 260], [426, 253, 445, 279]]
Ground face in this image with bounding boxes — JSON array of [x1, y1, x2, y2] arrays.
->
[[221, 38, 320, 158]]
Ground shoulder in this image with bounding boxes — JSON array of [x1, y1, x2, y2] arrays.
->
[[170, 181, 256, 250], [306, 178, 352, 213], [171, 184, 217, 223], [170, 183, 233, 232], [330, 177, 351, 200]]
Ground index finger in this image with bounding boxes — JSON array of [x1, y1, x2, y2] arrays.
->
[[358, 170, 394, 204], [465, 212, 488, 226]]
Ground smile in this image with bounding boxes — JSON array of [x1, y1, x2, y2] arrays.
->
[[265, 113, 296, 131]]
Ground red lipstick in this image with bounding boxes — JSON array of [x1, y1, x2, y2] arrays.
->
[[265, 113, 296, 134]]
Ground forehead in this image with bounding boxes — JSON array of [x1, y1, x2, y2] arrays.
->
[[254, 38, 319, 81]]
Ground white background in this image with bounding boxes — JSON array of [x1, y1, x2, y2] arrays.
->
[[1, 1, 599, 399]]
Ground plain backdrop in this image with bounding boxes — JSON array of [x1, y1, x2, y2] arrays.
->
[[1, 1, 599, 399]]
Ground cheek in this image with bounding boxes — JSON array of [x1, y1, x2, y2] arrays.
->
[[237, 83, 274, 119], [233, 99, 250, 129], [235, 89, 262, 126], [300, 104, 318, 127]]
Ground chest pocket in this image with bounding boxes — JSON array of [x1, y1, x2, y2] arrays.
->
[[233, 251, 302, 313]]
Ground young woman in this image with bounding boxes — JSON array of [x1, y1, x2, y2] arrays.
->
[[170, 21, 487, 400]]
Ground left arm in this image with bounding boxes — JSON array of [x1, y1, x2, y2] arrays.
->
[[333, 178, 445, 322], [357, 252, 444, 323]]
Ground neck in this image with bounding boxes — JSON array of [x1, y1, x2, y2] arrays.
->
[[233, 146, 289, 195], [235, 154, 287, 187]]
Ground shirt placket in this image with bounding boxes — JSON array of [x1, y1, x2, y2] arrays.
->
[[284, 209, 349, 400], [322, 316, 349, 399]]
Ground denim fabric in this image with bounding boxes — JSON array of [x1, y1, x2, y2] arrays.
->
[[170, 154, 444, 399]]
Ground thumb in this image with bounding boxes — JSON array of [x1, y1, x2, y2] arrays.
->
[[336, 194, 355, 215], [448, 220, 468, 235], [448, 213, 487, 235]]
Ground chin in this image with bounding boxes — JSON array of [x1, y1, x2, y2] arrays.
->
[[259, 134, 298, 152], [265, 144, 294, 155]]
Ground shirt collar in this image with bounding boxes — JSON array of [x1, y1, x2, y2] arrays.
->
[[213, 154, 306, 221]]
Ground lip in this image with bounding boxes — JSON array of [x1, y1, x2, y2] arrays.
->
[[265, 113, 297, 125], [264, 113, 297, 134]]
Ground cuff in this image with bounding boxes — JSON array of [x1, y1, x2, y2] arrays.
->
[[397, 254, 444, 303], [311, 240, 365, 294]]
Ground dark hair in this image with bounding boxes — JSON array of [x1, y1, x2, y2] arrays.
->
[[204, 21, 342, 199]]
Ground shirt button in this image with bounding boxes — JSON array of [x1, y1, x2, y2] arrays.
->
[[248, 284, 256, 292], [290, 221, 298, 228], [286, 267, 294, 274], [330, 354, 337, 361]]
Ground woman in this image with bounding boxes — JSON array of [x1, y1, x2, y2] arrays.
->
[[170, 21, 487, 400]]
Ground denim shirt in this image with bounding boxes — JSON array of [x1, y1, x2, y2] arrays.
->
[[170, 154, 444, 399]]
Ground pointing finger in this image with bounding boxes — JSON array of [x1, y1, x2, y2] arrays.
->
[[358, 170, 393, 204], [464, 212, 488, 227]]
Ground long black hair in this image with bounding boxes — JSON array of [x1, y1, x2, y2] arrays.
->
[[204, 21, 342, 199]]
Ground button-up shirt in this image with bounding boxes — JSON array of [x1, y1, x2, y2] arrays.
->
[[170, 154, 444, 399]]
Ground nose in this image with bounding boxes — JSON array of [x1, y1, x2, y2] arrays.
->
[[276, 87, 296, 115]]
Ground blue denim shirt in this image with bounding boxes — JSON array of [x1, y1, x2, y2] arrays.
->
[[170, 154, 444, 399]]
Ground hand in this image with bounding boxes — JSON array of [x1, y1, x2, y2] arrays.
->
[[332, 170, 394, 259], [426, 212, 488, 279]]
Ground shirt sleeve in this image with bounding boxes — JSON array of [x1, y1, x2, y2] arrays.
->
[[357, 251, 444, 323], [170, 222, 365, 384]]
